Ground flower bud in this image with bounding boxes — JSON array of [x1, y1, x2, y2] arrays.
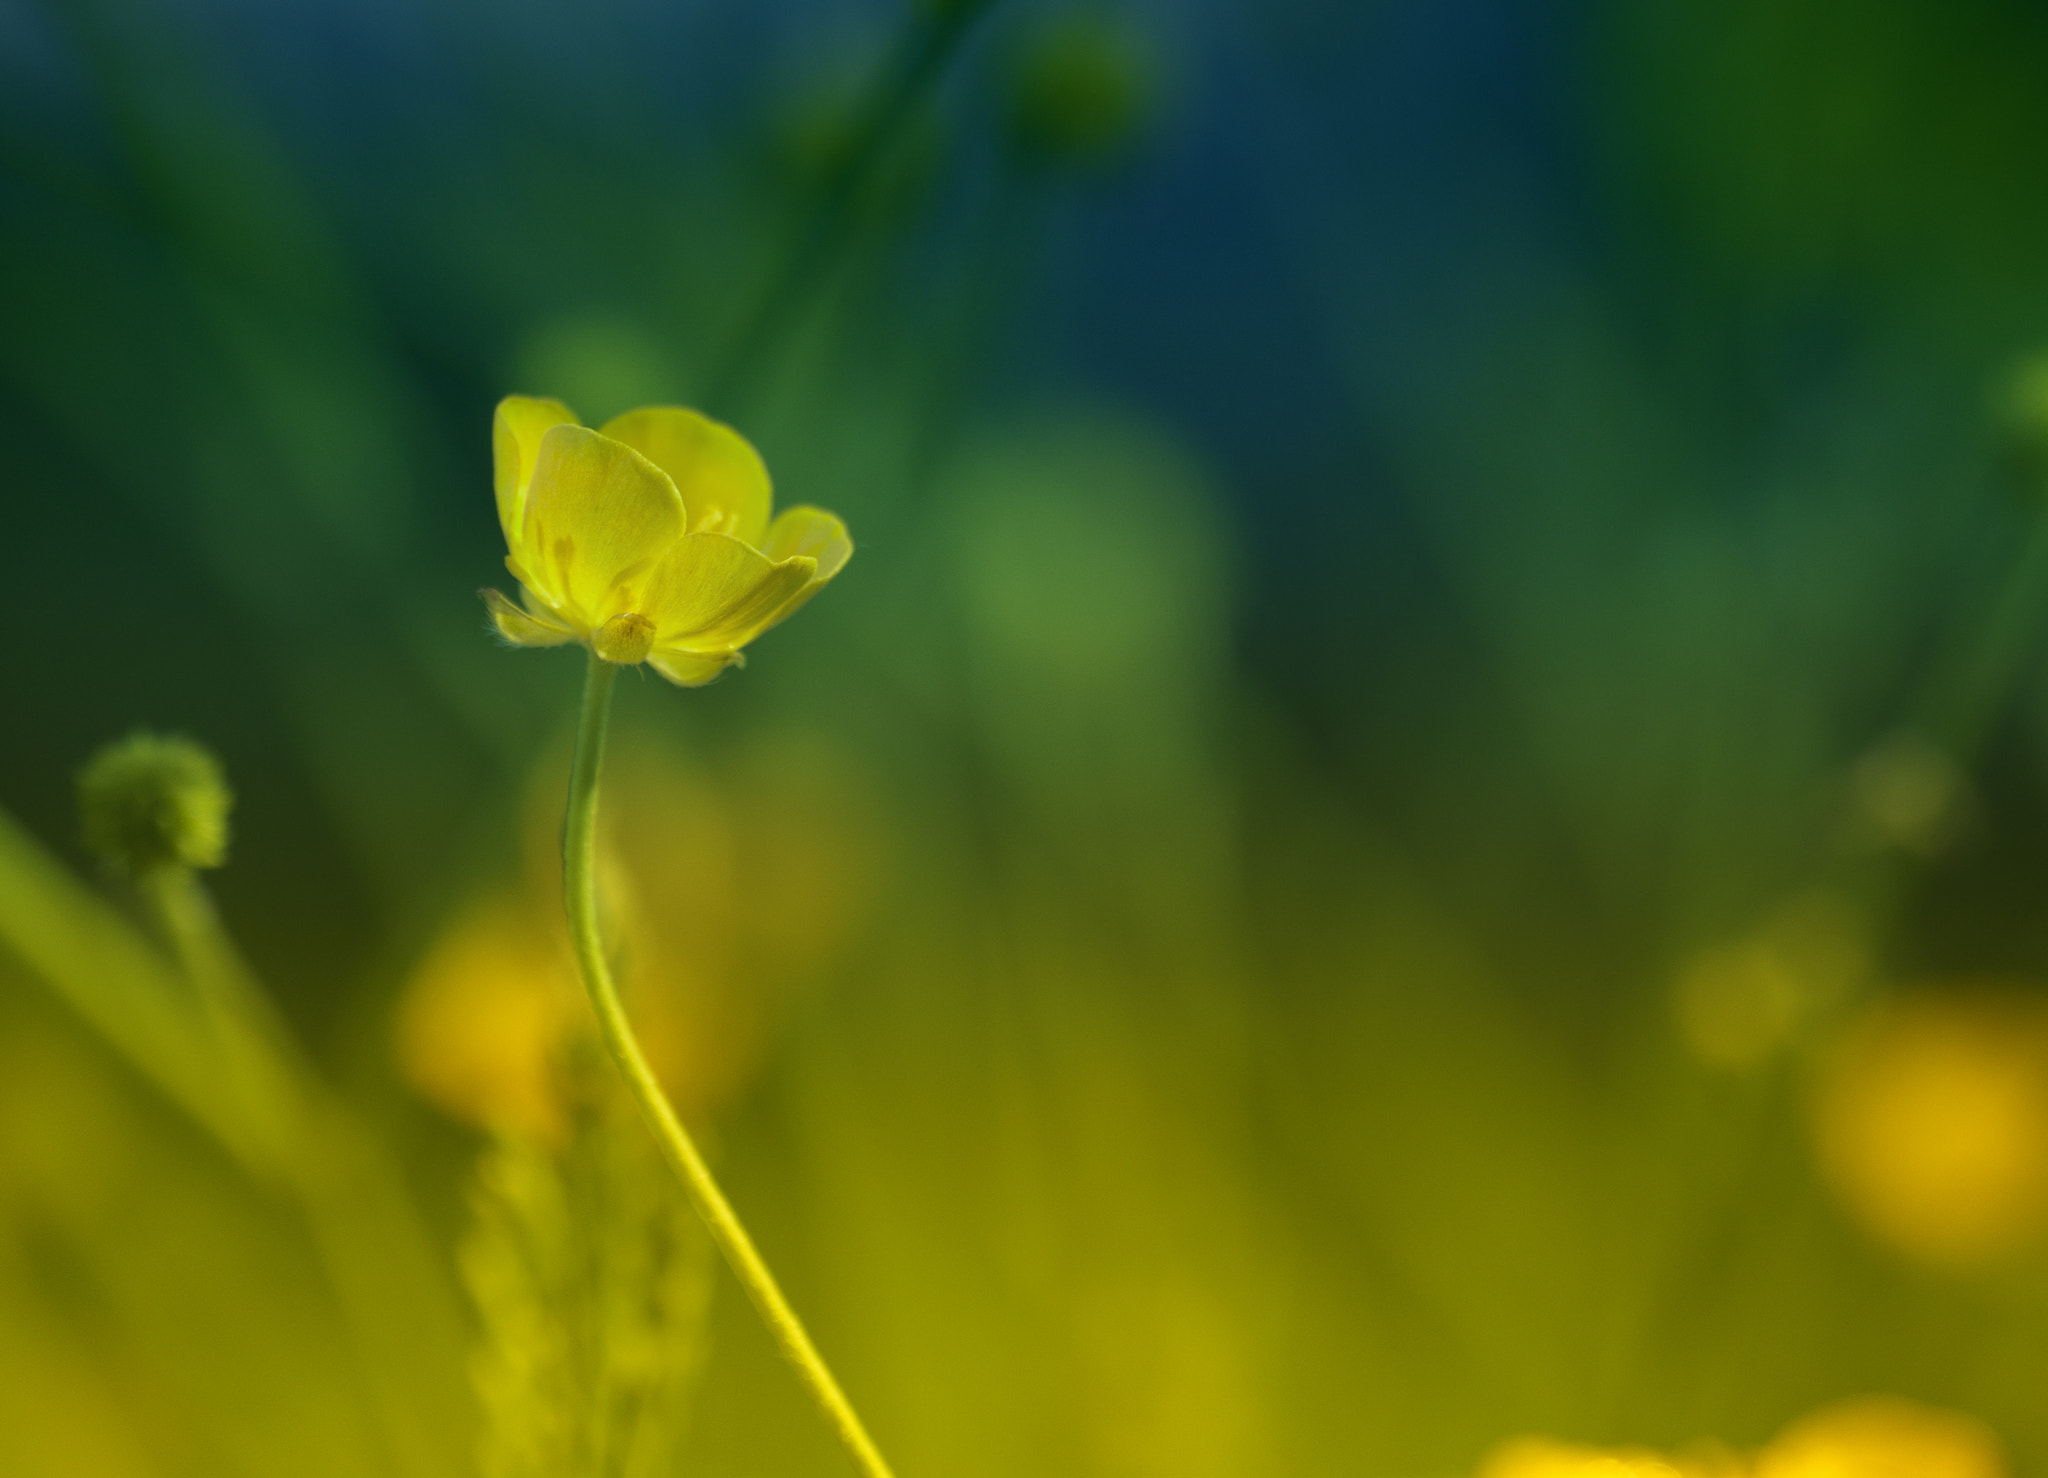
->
[[78, 731, 233, 874]]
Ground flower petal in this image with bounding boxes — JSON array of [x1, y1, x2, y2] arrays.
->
[[519, 585, 571, 625], [493, 396, 579, 548], [640, 531, 817, 648], [747, 505, 854, 633], [599, 406, 774, 545], [482, 587, 577, 647], [761, 505, 852, 580], [521, 425, 686, 621], [646, 647, 743, 687]]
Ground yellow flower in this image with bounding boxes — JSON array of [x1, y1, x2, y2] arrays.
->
[[1469, 1401, 2005, 1478], [1812, 986, 2048, 1266], [1475, 1438, 1698, 1478], [481, 396, 852, 685], [1757, 1397, 2004, 1478], [392, 895, 578, 1144]]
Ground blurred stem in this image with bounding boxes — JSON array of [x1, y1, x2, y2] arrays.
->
[[0, 804, 254, 1160], [702, 0, 999, 413], [136, 864, 466, 1478], [137, 866, 299, 1148], [1920, 508, 2048, 754], [564, 653, 895, 1478]]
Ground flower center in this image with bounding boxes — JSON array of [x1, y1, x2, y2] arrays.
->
[[592, 612, 657, 665]]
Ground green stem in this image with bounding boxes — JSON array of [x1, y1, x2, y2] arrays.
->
[[700, 0, 1000, 413], [137, 865, 298, 1155], [136, 866, 467, 1478], [564, 653, 895, 1478]]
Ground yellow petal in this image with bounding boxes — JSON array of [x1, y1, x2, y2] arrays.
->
[[640, 531, 816, 648], [521, 425, 686, 621], [761, 504, 852, 580], [482, 587, 577, 647], [519, 585, 569, 625], [747, 505, 854, 634], [747, 574, 830, 634], [600, 406, 774, 545], [646, 647, 743, 687], [492, 396, 578, 548]]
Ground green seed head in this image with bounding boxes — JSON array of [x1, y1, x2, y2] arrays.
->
[[78, 731, 233, 874]]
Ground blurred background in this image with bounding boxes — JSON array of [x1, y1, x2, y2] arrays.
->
[[7, 0, 2048, 1474]]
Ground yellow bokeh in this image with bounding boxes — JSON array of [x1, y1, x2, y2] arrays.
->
[[1757, 1397, 2005, 1478], [395, 725, 886, 1137], [393, 895, 579, 1143], [1675, 940, 1811, 1069], [1475, 1398, 2001, 1478], [1674, 893, 1871, 1069], [1812, 986, 2048, 1266], [1476, 1436, 1696, 1478]]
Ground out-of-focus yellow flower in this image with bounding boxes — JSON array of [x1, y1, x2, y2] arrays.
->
[[1475, 1437, 1696, 1478], [482, 396, 851, 685], [1812, 986, 2048, 1266], [394, 725, 886, 1137], [1757, 1397, 2004, 1478], [1473, 1400, 2003, 1478], [393, 896, 580, 1144]]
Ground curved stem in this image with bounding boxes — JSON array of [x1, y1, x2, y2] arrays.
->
[[564, 653, 895, 1478]]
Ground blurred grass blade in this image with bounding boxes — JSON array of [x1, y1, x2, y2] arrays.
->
[[0, 800, 471, 1478], [0, 801, 265, 1165]]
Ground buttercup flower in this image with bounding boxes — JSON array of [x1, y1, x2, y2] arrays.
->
[[482, 396, 851, 685]]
